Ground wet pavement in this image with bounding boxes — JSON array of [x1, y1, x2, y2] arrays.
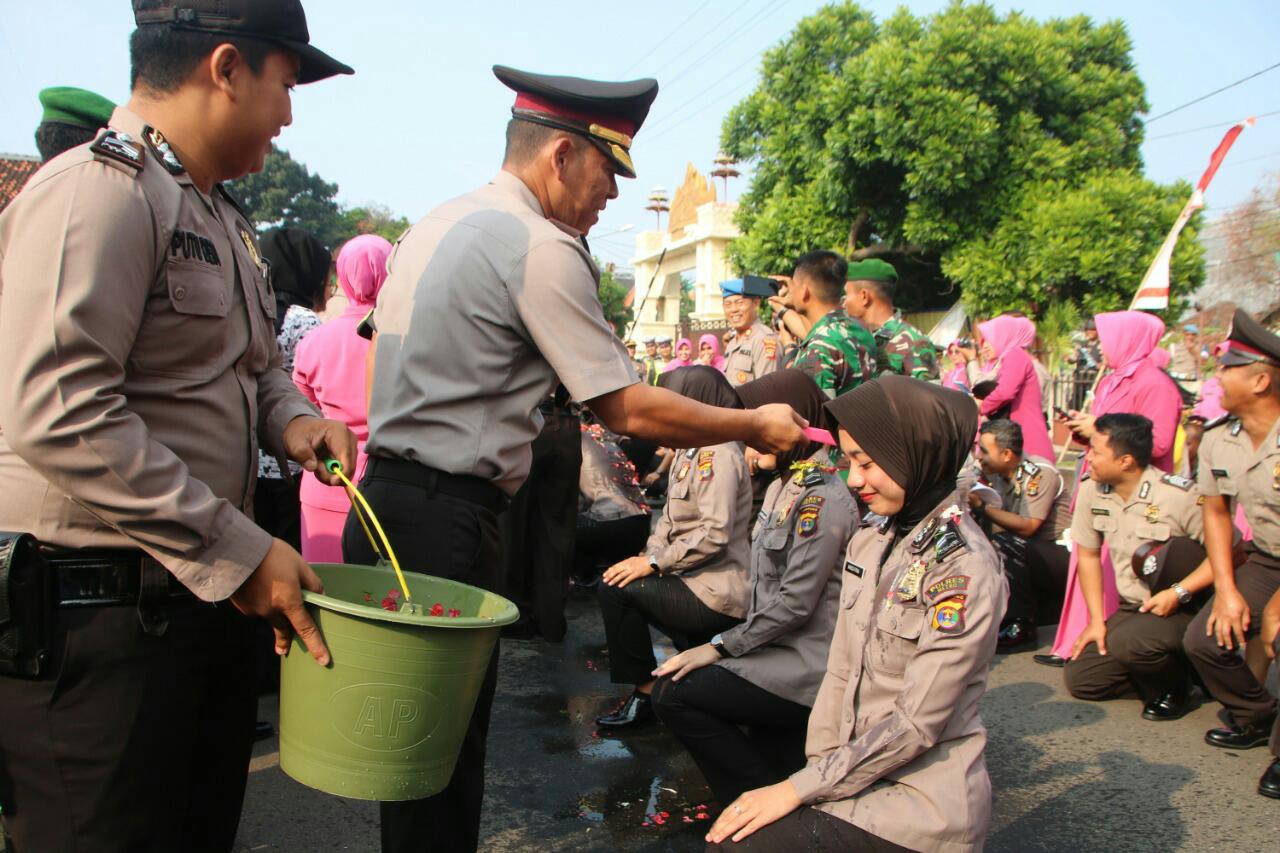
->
[[233, 592, 1279, 852]]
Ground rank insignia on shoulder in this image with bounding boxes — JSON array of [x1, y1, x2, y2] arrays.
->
[[933, 521, 966, 562], [925, 575, 970, 604], [90, 129, 142, 170], [1203, 414, 1231, 431], [1161, 473, 1194, 491], [932, 596, 967, 633], [1231, 421, 1243, 436], [844, 560, 864, 577], [1099, 483, 1114, 495], [697, 449, 715, 481], [796, 495, 824, 537], [1138, 481, 1151, 501], [144, 126, 184, 174], [1020, 460, 1041, 477], [909, 517, 939, 554]]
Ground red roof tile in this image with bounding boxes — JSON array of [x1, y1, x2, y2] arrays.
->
[[0, 154, 41, 213]]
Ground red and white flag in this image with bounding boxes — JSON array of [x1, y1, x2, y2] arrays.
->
[[1132, 118, 1255, 311]]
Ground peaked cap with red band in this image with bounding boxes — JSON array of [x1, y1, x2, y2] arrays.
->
[[1216, 307, 1280, 368], [493, 64, 658, 179]]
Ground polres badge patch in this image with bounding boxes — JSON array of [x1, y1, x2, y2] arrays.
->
[[697, 450, 715, 481], [763, 338, 778, 360], [796, 495, 825, 537], [932, 596, 967, 633]]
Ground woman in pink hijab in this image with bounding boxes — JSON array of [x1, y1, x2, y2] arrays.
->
[[697, 333, 726, 371], [291, 234, 393, 562], [975, 315, 1055, 459], [1048, 310, 1184, 663], [662, 337, 696, 372]]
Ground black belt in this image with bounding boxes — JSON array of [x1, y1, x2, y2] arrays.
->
[[365, 456, 509, 514], [42, 548, 193, 608]]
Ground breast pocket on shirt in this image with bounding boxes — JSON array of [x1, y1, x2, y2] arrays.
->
[[1135, 522, 1172, 542], [869, 606, 924, 676], [129, 265, 231, 379], [1092, 516, 1118, 534], [758, 526, 790, 578]]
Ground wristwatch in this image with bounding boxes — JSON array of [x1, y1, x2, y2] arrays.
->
[[647, 555, 660, 573], [710, 634, 730, 658], [1170, 583, 1193, 606]]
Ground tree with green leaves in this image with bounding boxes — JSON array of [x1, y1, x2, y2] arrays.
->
[[597, 262, 634, 335], [340, 204, 412, 244], [722, 1, 1203, 317], [227, 146, 346, 248]]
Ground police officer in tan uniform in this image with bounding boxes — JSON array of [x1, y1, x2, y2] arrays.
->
[[350, 67, 804, 852], [1183, 309, 1280, 797], [971, 418, 1071, 648], [707, 376, 1006, 853], [0, 3, 355, 851], [722, 276, 781, 387], [1066, 414, 1210, 721]]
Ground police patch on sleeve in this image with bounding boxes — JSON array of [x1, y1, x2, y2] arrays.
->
[[763, 338, 778, 360], [796, 495, 824, 538], [924, 575, 970, 604], [932, 595, 967, 634], [697, 450, 715, 481]]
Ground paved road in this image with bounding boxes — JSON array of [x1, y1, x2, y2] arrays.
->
[[232, 591, 1278, 852]]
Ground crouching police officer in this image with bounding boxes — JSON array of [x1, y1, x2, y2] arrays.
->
[[0, 3, 355, 851], [1066, 414, 1210, 721], [1183, 309, 1280, 798]]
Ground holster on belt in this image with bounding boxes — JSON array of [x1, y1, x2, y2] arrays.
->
[[0, 531, 54, 679]]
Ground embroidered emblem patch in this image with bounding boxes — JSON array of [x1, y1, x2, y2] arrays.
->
[[763, 338, 778, 360], [932, 596, 967, 633], [737, 371, 748, 384], [1026, 474, 1042, 498], [925, 575, 970, 603], [796, 495, 825, 537], [697, 450, 715, 481]]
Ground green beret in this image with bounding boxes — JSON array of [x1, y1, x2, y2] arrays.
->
[[38, 87, 116, 130], [846, 259, 898, 283]]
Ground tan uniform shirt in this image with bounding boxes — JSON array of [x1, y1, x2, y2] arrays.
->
[[790, 491, 1007, 853], [717, 453, 858, 705], [1198, 415, 1280, 557], [1070, 467, 1204, 605], [1167, 342, 1200, 380], [997, 456, 1071, 543], [0, 108, 316, 601], [646, 443, 752, 619], [723, 321, 780, 387], [367, 171, 638, 496]]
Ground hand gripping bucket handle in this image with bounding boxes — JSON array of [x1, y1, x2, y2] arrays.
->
[[323, 458, 415, 609]]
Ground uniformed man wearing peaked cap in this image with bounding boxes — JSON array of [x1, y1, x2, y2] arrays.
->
[[0, 3, 356, 850], [1183, 308, 1280, 799], [350, 65, 805, 852], [721, 275, 781, 387], [35, 86, 117, 162]]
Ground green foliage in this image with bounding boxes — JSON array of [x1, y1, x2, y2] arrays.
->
[[1035, 299, 1082, 374], [227, 146, 346, 248], [597, 263, 634, 335], [722, 1, 1199, 315], [679, 276, 696, 322], [340, 204, 412, 244]]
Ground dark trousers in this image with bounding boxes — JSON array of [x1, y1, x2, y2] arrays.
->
[[0, 600, 256, 853], [651, 665, 810, 804], [597, 574, 741, 685], [341, 461, 502, 853], [499, 413, 581, 641], [572, 514, 650, 582], [993, 532, 1069, 624], [1184, 547, 1280, 728], [706, 806, 911, 852], [253, 474, 301, 550], [1064, 605, 1196, 702]]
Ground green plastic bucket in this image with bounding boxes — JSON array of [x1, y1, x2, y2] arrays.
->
[[278, 562, 519, 801]]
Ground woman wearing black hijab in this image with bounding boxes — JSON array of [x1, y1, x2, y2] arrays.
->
[[650, 370, 858, 805], [706, 376, 1007, 853], [595, 367, 753, 729]]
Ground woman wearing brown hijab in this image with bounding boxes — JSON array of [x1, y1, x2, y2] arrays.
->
[[650, 370, 858, 804], [595, 367, 753, 729], [706, 376, 1007, 853]]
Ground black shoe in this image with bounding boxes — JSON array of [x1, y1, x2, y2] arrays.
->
[[996, 619, 1036, 651], [1033, 654, 1066, 668], [1259, 760, 1280, 799], [1205, 716, 1276, 750], [595, 691, 653, 729], [254, 721, 275, 742], [1141, 691, 1194, 722]]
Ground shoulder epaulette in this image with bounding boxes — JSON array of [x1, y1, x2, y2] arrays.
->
[[215, 184, 251, 222], [1099, 482, 1113, 494], [1161, 473, 1195, 491], [89, 129, 143, 173], [1203, 414, 1234, 432], [1020, 459, 1041, 477], [801, 468, 825, 488]]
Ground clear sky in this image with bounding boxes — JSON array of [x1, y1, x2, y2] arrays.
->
[[3, 1, 1277, 274]]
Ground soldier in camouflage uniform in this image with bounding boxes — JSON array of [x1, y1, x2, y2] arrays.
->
[[782, 251, 876, 399], [842, 258, 939, 381]]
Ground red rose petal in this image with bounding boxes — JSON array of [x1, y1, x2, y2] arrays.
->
[[429, 603, 445, 617], [448, 608, 461, 617]]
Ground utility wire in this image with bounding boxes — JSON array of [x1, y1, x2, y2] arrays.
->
[[1147, 109, 1280, 141], [619, 0, 716, 77], [642, 55, 763, 138], [1146, 60, 1280, 123], [661, 0, 786, 90], [644, 77, 760, 143]]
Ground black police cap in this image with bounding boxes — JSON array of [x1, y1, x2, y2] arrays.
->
[[1132, 536, 1207, 600], [1217, 307, 1280, 368], [133, 0, 353, 84], [494, 65, 659, 179]]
